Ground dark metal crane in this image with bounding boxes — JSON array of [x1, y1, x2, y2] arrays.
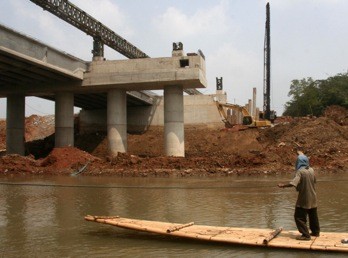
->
[[29, 0, 148, 59], [29, 0, 202, 95], [263, 2, 271, 121]]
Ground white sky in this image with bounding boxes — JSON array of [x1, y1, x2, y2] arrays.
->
[[0, 0, 347, 118]]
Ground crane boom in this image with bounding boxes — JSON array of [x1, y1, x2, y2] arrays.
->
[[29, 0, 148, 59]]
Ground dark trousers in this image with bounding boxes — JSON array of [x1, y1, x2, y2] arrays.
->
[[294, 207, 320, 237]]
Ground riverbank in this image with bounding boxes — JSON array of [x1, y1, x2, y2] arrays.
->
[[0, 106, 347, 177]]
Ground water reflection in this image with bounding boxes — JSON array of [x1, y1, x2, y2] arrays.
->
[[0, 174, 347, 257]]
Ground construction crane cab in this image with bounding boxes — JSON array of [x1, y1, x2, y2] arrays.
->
[[215, 101, 271, 128], [259, 109, 276, 124], [269, 110, 277, 123]]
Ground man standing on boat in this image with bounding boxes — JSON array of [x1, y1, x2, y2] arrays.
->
[[278, 147, 320, 241]]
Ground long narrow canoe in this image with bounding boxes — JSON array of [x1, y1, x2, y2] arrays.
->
[[85, 215, 348, 253]]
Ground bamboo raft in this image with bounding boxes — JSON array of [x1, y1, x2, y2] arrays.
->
[[85, 215, 348, 253]]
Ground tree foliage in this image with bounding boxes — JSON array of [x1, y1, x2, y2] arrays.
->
[[283, 73, 348, 117]]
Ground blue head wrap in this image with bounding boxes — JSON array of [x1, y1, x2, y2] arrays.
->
[[295, 154, 309, 170]]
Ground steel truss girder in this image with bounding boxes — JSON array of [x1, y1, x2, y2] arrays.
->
[[29, 0, 201, 95], [29, 0, 148, 59]]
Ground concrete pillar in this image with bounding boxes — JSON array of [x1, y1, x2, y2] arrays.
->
[[248, 99, 252, 115], [231, 109, 237, 125], [6, 95, 25, 155], [237, 109, 242, 124], [227, 108, 232, 125], [244, 104, 249, 114], [252, 87, 257, 118], [55, 92, 74, 147], [164, 85, 184, 157], [107, 89, 127, 157]]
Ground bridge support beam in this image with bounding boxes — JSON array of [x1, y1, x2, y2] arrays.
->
[[6, 95, 25, 155], [107, 89, 127, 157], [55, 92, 74, 147], [164, 85, 185, 157]]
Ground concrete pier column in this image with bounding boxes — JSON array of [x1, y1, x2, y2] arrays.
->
[[55, 92, 74, 147], [252, 87, 257, 118], [6, 95, 25, 155], [107, 89, 127, 157], [164, 85, 184, 157], [248, 99, 252, 115], [237, 109, 242, 124]]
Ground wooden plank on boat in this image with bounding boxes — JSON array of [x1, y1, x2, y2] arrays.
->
[[263, 227, 283, 244], [167, 222, 194, 233], [84, 215, 348, 253]]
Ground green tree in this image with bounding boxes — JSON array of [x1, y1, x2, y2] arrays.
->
[[283, 73, 348, 117], [319, 73, 348, 108]]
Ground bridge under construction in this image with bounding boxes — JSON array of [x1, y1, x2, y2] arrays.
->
[[0, 0, 207, 158]]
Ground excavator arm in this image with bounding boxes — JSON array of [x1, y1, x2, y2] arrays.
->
[[215, 101, 271, 128], [215, 101, 253, 127], [217, 102, 250, 117]]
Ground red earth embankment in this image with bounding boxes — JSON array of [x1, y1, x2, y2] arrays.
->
[[0, 106, 347, 176]]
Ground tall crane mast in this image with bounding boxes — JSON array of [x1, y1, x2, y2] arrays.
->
[[263, 2, 271, 120], [29, 0, 202, 95]]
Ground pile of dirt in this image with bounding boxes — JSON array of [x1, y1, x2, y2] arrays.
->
[[0, 119, 5, 151], [0, 154, 40, 174], [39, 147, 100, 171], [0, 115, 55, 153], [323, 105, 348, 125], [25, 115, 55, 141], [0, 106, 347, 177], [258, 116, 348, 171]]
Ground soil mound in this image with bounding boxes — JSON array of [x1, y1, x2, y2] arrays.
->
[[259, 116, 348, 170], [25, 115, 55, 141], [0, 154, 39, 174], [0, 119, 5, 151], [324, 105, 348, 125], [0, 107, 347, 176], [39, 147, 99, 171]]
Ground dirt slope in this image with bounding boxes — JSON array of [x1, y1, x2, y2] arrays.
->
[[0, 107, 347, 176]]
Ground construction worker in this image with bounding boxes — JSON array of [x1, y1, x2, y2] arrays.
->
[[278, 147, 320, 240]]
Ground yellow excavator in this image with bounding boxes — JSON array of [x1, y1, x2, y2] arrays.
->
[[215, 101, 271, 128]]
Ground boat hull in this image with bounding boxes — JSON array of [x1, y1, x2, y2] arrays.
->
[[85, 215, 348, 253]]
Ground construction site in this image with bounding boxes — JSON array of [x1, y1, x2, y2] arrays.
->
[[2, 2, 348, 258], [0, 1, 347, 177], [0, 104, 347, 176]]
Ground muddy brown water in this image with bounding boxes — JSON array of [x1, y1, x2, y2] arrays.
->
[[0, 173, 347, 257]]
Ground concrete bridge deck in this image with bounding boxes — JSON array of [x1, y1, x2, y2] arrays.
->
[[0, 23, 207, 157], [0, 24, 155, 108]]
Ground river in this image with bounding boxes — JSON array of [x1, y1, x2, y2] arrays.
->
[[0, 173, 347, 257]]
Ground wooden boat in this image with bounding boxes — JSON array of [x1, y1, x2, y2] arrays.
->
[[85, 215, 348, 253]]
